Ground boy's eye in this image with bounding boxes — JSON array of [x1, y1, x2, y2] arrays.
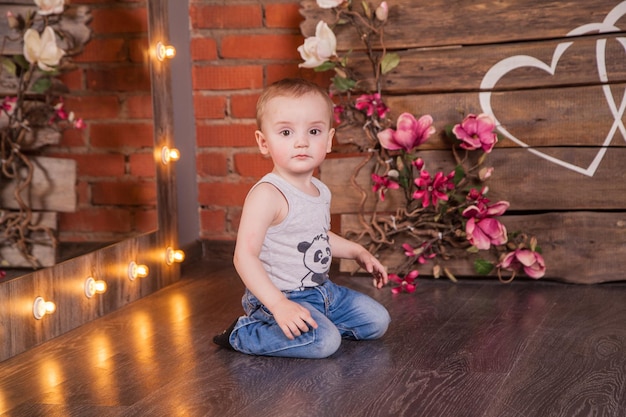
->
[[309, 128, 321, 135], [279, 130, 291, 137]]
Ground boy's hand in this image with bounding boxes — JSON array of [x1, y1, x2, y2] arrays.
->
[[355, 250, 388, 289], [268, 298, 318, 340]]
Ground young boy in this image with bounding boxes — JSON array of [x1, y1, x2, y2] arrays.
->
[[213, 78, 390, 359]]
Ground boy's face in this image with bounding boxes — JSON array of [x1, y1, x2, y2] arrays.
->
[[255, 93, 334, 177]]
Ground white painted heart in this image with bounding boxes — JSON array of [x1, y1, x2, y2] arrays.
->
[[479, 1, 626, 177]]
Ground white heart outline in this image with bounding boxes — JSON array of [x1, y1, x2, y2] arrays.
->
[[479, 1, 626, 177]]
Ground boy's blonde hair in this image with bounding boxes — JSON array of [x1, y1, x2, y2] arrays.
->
[[256, 78, 334, 130]]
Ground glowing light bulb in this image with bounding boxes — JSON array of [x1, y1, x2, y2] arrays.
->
[[156, 41, 176, 61], [33, 297, 56, 320], [161, 146, 181, 164], [165, 247, 185, 265], [128, 261, 149, 281], [84, 277, 108, 298]]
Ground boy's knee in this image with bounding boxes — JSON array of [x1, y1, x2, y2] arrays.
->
[[361, 306, 390, 340], [308, 326, 341, 359], [371, 308, 391, 339]]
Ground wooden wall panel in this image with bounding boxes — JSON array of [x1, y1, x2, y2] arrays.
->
[[304, 0, 626, 282], [344, 34, 626, 94], [339, 212, 626, 284], [301, 0, 626, 49]]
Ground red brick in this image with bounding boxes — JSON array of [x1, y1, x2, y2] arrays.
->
[[199, 208, 227, 236], [196, 123, 256, 147], [265, 3, 303, 29], [90, 122, 153, 149], [126, 94, 153, 119], [233, 152, 273, 178], [60, 128, 86, 147], [64, 95, 121, 120], [75, 38, 126, 63], [59, 207, 132, 233], [190, 5, 262, 29], [196, 152, 229, 177], [221, 34, 302, 60], [231, 93, 260, 119], [92, 181, 157, 206], [266, 64, 333, 86], [190, 38, 217, 61], [75, 180, 90, 205], [66, 153, 126, 177], [198, 181, 253, 206], [86, 67, 151, 92], [129, 152, 156, 177], [128, 37, 149, 64], [229, 208, 243, 234], [58, 68, 83, 91], [90, 8, 148, 34], [194, 94, 227, 119], [192, 66, 263, 91]]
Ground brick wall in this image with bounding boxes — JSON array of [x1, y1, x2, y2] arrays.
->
[[43, 1, 156, 243], [190, 0, 330, 240]]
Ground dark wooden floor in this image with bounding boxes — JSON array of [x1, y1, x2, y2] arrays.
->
[[1, 255, 626, 417]]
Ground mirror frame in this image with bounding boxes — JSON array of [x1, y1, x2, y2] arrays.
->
[[0, 0, 180, 362]]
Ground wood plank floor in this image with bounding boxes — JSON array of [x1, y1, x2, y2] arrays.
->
[[1, 255, 625, 417]]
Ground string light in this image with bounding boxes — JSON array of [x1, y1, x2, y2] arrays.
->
[[161, 146, 181, 165], [155, 41, 176, 61], [128, 261, 149, 281], [84, 277, 107, 298], [33, 297, 56, 320], [165, 247, 185, 265]]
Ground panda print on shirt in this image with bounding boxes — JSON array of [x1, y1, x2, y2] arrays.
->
[[297, 234, 331, 288]]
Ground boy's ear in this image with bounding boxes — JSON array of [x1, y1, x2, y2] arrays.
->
[[255, 130, 270, 155], [326, 128, 335, 153]]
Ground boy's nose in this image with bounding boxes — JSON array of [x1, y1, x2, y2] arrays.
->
[[294, 134, 309, 147]]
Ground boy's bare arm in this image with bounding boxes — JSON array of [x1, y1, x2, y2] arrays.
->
[[328, 231, 388, 288], [234, 184, 318, 339]]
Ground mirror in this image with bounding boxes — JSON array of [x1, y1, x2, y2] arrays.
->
[[0, 0, 159, 279], [0, 0, 180, 362]]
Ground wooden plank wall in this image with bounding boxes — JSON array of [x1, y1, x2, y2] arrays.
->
[[301, 0, 626, 283]]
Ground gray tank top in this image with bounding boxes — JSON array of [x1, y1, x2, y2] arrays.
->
[[254, 173, 332, 291]]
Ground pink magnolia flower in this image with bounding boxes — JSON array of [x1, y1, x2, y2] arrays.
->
[[1, 96, 17, 115], [377, 113, 435, 152], [54, 100, 68, 120], [333, 104, 345, 124], [402, 243, 436, 264], [412, 170, 455, 208], [462, 199, 509, 250], [452, 113, 498, 153], [465, 217, 508, 250], [479, 167, 494, 181], [389, 270, 418, 294], [355, 93, 389, 119], [375, 1, 389, 21], [498, 249, 546, 279], [371, 173, 399, 201], [463, 200, 509, 219], [73, 118, 86, 129]]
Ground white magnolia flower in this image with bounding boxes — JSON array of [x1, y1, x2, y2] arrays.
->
[[23, 26, 66, 71], [298, 21, 337, 69], [316, 0, 344, 8], [34, 0, 65, 15]]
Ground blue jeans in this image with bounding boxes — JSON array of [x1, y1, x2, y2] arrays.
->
[[229, 280, 390, 359]]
